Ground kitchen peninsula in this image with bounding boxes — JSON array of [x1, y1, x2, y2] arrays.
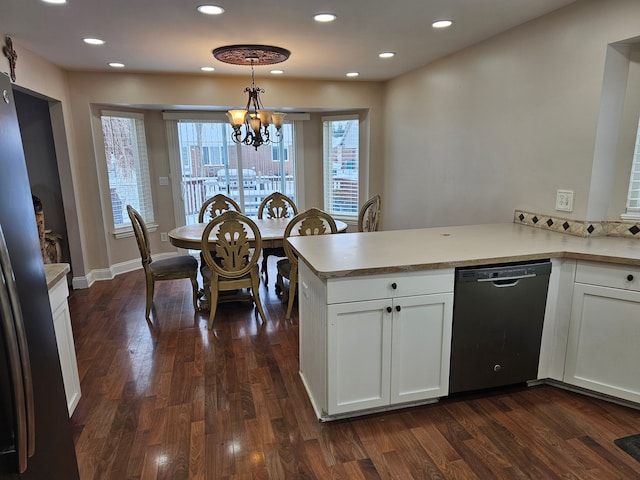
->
[[288, 223, 640, 420]]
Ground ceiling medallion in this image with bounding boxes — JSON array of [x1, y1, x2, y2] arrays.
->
[[212, 45, 291, 150], [212, 44, 290, 66]]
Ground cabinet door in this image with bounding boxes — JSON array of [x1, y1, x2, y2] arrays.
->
[[565, 283, 640, 403], [327, 299, 391, 415], [390, 293, 453, 404], [51, 296, 81, 416]]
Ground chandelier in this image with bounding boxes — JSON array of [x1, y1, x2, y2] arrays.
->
[[213, 45, 291, 150]]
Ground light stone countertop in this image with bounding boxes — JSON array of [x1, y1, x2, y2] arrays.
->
[[44, 263, 70, 289], [287, 223, 640, 279]]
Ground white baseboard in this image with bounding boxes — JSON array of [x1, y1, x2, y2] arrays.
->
[[71, 253, 181, 289]]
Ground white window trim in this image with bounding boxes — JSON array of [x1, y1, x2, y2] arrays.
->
[[622, 115, 640, 221]]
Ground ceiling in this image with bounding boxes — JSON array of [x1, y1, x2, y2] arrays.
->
[[2, 0, 577, 82]]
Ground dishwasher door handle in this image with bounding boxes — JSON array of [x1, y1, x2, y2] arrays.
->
[[477, 273, 537, 287]]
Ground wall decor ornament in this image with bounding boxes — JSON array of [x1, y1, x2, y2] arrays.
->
[[3, 36, 17, 82]]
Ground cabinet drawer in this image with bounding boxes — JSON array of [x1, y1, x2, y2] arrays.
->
[[326, 269, 454, 304], [575, 261, 640, 292]]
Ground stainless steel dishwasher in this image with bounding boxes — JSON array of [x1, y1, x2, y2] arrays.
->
[[449, 260, 552, 394]]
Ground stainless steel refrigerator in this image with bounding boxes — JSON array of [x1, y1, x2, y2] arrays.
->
[[0, 73, 79, 478]]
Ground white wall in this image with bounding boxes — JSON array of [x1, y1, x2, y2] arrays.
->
[[382, 0, 640, 230]]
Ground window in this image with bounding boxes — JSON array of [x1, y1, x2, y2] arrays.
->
[[272, 144, 289, 161], [624, 117, 640, 220], [167, 116, 297, 223], [202, 145, 224, 165], [323, 116, 359, 217], [100, 111, 154, 230]]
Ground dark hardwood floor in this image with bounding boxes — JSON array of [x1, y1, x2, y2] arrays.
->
[[67, 262, 640, 479]]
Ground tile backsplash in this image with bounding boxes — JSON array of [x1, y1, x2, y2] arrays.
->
[[514, 210, 640, 239]]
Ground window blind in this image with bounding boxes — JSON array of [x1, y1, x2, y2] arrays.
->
[[323, 116, 359, 217], [100, 112, 154, 227]]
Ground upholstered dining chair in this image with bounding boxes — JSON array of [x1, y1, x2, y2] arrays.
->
[[200, 210, 267, 329], [198, 193, 241, 223], [127, 205, 199, 319], [276, 208, 338, 320], [358, 194, 382, 232], [257, 192, 298, 284]]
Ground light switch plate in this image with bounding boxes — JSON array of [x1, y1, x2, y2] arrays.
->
[[555, 189, 574, 212], [159, 176, 169, 186]]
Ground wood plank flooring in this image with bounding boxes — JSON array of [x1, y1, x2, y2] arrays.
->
[[67, 263, 640, 479]]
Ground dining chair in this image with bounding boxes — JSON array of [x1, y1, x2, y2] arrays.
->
[[200, 210, 267, 329], [257, 192, 299, 284], [276, 208, 338, 319], [358, 194, 382, 232], [198, 193, 241, 223], [126, 205, 199, 319]]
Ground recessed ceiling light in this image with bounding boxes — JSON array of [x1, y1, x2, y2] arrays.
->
[[314, 13, 336, 23], [83, 38, 105, 45], [197, 4, 224, 15], [200, 66, 215, 72], [378, 52, 395, 59], [346, 72, 359, 77], [109, 62, 125, 68], [41, 0, 67, 4], [270, 70, 284, 75], [432, 20, 453, 28]]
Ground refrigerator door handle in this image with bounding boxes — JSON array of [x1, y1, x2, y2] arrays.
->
[[0, 225, 35, 473]]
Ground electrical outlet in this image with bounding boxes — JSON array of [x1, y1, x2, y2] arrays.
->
[[555, 189, 574, 212], [160, 232, 168, 242]]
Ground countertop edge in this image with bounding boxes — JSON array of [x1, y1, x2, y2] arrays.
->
[[44, 263, 70, 289], [288, 224, 640, 279]]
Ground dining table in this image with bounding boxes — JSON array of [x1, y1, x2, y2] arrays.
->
[[168, 217, 348, 251], [168, 216, 348, 310]]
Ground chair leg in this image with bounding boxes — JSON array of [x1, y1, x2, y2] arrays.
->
[[251, 272, 267, 323], [190, 274, 199, 312], [262, 254, 269, 285], [285, 268, 297, 320], [275, 273, 284, 298], [208, 280, 219, 329], [145, 273, 154, 319]]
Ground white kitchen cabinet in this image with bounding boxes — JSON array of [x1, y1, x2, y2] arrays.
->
[[299, 261, 453, 419], [48, 274, 81, 416], [564, 261, 640, 403]]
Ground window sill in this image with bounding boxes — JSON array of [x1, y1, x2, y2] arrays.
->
[[620, 213, 640, 222], [112, 223, 158, 239], [331, 215, 358, 229]]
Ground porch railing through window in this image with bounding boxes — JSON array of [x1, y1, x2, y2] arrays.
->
[[183, 175, 295, 224]]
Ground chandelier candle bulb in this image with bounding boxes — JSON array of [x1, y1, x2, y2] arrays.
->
[[271, 112, 286, 128], [227, 110, 247, 127], [249, 115, 262, 133], [258, 110, 273, 126]]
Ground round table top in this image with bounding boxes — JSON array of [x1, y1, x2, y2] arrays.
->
[[169, 217, 347, 250]]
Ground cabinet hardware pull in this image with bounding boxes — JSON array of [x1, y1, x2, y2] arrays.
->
[[395, 305, 401, 312], [627, 274, 634, 282], [386, 306, 392, 313], [391, 282, 397, 290]]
